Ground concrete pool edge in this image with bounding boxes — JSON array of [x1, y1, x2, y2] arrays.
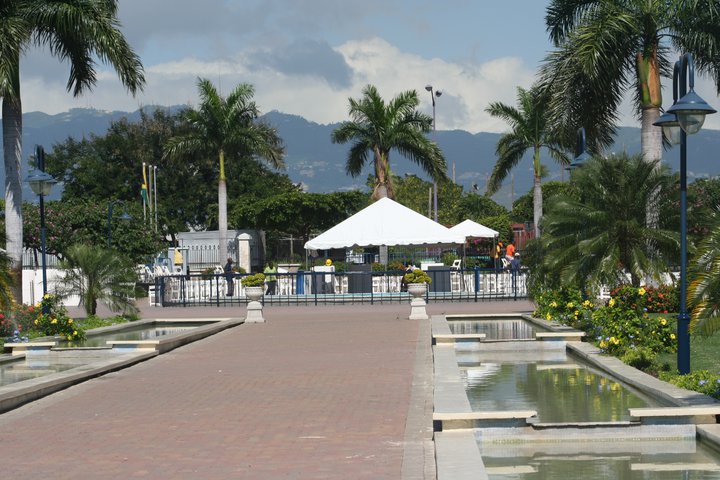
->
[[0, 317, 244, 414], [432, 313, 720, 480]]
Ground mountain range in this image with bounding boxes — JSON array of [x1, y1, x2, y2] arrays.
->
[[7, 107, 720, 207]]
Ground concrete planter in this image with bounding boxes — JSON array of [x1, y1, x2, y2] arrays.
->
[[244, 286, 265, 323], [408, 283, 428, 320]]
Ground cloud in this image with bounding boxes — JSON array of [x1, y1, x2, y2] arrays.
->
[[247, 39, 353, 89]]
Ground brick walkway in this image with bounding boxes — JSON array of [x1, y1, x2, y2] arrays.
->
[[0, 300, 533, 479]]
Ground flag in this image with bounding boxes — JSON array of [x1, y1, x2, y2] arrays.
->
[[141, 162, 148, 204]]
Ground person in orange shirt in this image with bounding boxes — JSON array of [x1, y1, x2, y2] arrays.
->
[[505, 242, 515, 261]]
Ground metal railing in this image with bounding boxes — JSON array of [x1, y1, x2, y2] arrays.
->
[[153, 267, 529, 307]]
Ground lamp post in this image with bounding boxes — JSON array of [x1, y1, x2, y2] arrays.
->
[[425, 84, 442, 222], [25, 145, 57, 306], [653, 53, 716, 375], [107, 201, 132, 248]]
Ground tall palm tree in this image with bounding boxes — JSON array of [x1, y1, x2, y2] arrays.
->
[[57, 244, 138, 316], [331, 84, 447, 201], [485, 86, 569, 237], [540, 153, 678, 291], [164, 78, 285, 263], [0, 0, 144, 303], [540, 0, 720, 162]]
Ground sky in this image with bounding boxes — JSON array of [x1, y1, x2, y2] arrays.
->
[[17, 0, 720, 133]]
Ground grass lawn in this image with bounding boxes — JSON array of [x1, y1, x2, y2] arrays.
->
[[657, 333, 720, 373], [653, 313, 720, 373]]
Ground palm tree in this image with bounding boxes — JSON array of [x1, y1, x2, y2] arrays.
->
[[164, 78, 285, 263], [539, 153, 678, 291], [540, 0, 720, 162], [485, 86, 569, 237], [688, 214, 720, 336], [331, 84, 447, 201], [0, 0, 144, 303], [57, 244, 138, 316]]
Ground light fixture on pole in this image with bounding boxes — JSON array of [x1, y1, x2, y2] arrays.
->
[[653, 53, 716, 375], [107, 200, 132, 248], [25, 145, 57, 309], [566, 127, 591, 172], [425, 84, 442, 222]]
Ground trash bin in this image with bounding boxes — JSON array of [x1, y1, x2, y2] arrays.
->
[[296, 271, 305, 294], [348, 264, 372, 293], [428, 266, 451, 292]]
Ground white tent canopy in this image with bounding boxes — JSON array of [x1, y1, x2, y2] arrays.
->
[[304, 197, 465, 250], [448, 219, 499, 239]]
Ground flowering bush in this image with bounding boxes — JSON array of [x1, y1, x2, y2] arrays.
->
[[643, 285, 679, 314], [533, 288, 594, 328], [25, 295, 85, 341], [0, 312, 14, 338], [659, 370, 720, 400], [608, 284, 647, 314]]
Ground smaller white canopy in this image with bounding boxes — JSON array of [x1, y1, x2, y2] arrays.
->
[[304, 197, 465, 249], [449, 219, 499, 239]]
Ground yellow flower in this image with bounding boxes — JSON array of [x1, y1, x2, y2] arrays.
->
[[660, 318, 667, 326], [43, 294, 51, 299], [33, 319, 38, 325], [68, 319, 73, 324], [550, 301, 558, 308], [545, 313, 552, 321], [608, 298, 616, 307], [574, 310, 579, 317], [671, 333, 676, 340], [51, 318, 57, 324], [583, 300, 593, 308], [599, 340, 608, 349], [73, 330, 78, 336], [567, 302, 574, 309], [638, 287, 646, 296]]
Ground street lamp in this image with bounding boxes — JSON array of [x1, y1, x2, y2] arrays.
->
[[107, 201, 132, 248], [653, 53, 716, 375], [425, 84, 442, 222], [25, 145, 57, 305]]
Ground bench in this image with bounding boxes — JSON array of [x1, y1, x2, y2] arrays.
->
[[629, 406, 720, 425]]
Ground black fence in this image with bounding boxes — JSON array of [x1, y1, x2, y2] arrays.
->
[[153, 267, 529, 307]]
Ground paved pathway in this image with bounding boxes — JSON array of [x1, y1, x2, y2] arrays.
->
[[0, 300, 533, 479]]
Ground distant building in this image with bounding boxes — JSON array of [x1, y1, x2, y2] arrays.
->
[[176, 230, 264, 272]]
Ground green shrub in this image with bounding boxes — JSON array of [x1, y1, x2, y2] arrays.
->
[[241, 273, 266, 287], [403, 270, 432, 284], [30, 295, 85, 341], [620, 346, 657, 371], [533, 287, 593, 328], [659, 370, 720, 400], [387, 260, 406, 272]]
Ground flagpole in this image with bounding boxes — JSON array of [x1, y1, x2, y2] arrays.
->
[[142, 162, 147, 222], [153, 165, 158, 232]]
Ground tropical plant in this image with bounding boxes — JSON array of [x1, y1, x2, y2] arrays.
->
[[331, 84, 448, 200], [164, 78, 285, 262], [539, 153, 678, 290], [0, 248, 15, 315], [56, 244, 138, 316], [485, 86, 569, 237], [30, 294, 85, 341], [0, 0, 144, 304], [540, 0, 720, 165], [241, 273, 266, 287], [688, 215, 720, 336], [403, 269, 432, 285]]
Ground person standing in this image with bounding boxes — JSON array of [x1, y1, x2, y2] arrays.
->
[[505, 242, 516, 262], [510, 253, 522, 299], [224, 257, 235, 296], [264, 261, 278, 295]]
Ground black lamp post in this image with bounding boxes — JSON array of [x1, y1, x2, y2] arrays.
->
[[107, 201, 132, 248], [425, 84, 442, 221], [653, 53, 716, 375], [25, 145, 57, 306]]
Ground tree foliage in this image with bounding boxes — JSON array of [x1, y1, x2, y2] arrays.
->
[[57, 244, 138, 316], [332, 84, 448, 200], [539, 153, 679, 291]]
